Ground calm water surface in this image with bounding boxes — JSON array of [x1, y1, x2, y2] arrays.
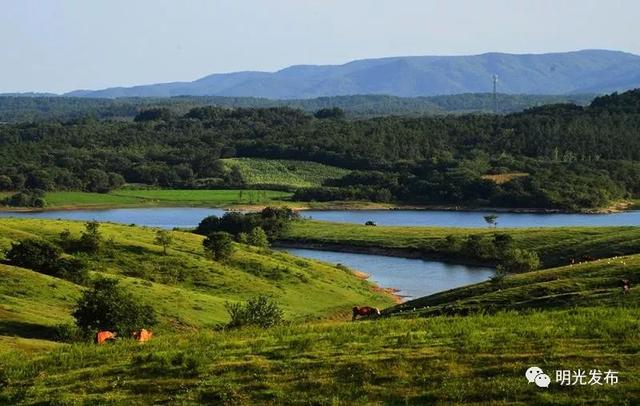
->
[[280, 248, 494, 300], [2, 207, 640, 228]]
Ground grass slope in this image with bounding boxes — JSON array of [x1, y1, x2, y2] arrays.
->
[[284, 221, 640, 268], [1, 307, 638, 404], [0, 218, 393, 351], [389, 254, 640, 317], [222, 158, 350, 188]]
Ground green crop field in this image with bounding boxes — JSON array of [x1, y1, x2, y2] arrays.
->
[[222, 158, 350, 188], [283, 221, 640, 268]]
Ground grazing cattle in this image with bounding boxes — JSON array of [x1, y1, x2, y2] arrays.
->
[[621, 279, 631, 294], [581, 255, 596, 262], [132, 328, 153, 342], [95, 330, 117, 344], [352, 306, 381, 321]]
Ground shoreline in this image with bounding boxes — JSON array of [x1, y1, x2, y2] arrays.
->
[[0, 199, 635, 215], [273, 240, 496, 269]]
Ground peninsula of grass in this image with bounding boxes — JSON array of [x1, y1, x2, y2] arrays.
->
[[282, 220, 640, 268], [1, 189, 294, 211]]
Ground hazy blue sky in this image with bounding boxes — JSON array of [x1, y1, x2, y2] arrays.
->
[[3, 0, 639, 93]]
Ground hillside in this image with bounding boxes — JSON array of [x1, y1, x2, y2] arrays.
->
[[64, 50, 640, 99], [0, 218, 393, 351], [389, 254, 640, 316], [0, 93, 597, 122], [1, 306, 638, 404]]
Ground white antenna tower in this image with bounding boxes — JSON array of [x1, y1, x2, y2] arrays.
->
[[492, 74, 499, 114]]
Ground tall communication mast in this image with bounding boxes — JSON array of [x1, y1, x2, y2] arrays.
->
[[492, 74, 499, 114]]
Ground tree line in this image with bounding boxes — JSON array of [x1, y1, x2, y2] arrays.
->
[[1, 89, 640, 209]]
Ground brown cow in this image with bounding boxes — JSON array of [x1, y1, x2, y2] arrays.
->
[[352, 306, 381, 321], [95, 330, 117, 344], [132, 329, 153, 342]]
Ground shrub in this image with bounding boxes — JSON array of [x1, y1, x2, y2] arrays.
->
[[247, 227, 269, 248], [499, 248, 540, 273], [5, 238, 89, 284], [73, 278, 157, 337], [225, 295, 284, 329], [203, 232, 234, 260], [5, 238, 62, 270], [53, 323, 84, 342]]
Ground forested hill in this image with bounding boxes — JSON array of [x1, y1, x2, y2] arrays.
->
[[2, 89, 640, 210], [0, 93, 595, 122], [64, 50, 640, 99]]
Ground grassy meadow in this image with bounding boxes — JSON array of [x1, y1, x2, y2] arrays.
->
[[0, 189, 293, 211], [222, 158, 350, 188], [0, 218, 393, 352], [1, 217, 640, 403], [1, 307, 638, 404]]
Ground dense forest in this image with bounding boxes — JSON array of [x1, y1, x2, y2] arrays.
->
[[0, 93, 594, 122], [1, 89, 640, 210]]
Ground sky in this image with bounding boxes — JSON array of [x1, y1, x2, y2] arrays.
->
[[2, 0, 639, 93]]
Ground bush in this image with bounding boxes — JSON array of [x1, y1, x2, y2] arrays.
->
[[225, 295, 284, 329], [5, 238, 61, 270], [5, 238, 89, 284], [247, 227, 269, 248], [499, 248, 540, 273], [53, 323, 84, 342], [73, 278, 157, 337], [203, 232, 234, 260]]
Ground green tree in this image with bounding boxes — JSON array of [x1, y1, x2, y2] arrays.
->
[[78, 221, 102, 254], [154, 229, 173, 255], [0, 175, 12, 190], [5, 238, 62, 270], [247, 226, 269, 248], [484, 214, 499, 228], [203, 231, 234, 260], [73, 278, 157, 337]]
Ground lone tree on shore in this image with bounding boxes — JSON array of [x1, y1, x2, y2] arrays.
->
[[154, 230, 173, 255], [484, 214, 499, 228]]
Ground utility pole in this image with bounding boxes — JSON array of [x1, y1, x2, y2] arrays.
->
[[492, 74, 499, 114]]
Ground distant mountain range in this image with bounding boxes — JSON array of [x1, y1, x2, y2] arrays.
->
[[57, 50, 640, 99]]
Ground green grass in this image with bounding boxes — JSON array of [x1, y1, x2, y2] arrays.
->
[[390, 253, 640, 316], [222, 158, 350, 188], [284, 221, 640, 268], [0, 218, 393, 352], [0, 189, 294, 210], [1, 307, 638, 404]]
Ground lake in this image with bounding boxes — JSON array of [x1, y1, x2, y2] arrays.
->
[[279, 247, 494, 300], [2, 207, 640, 228]]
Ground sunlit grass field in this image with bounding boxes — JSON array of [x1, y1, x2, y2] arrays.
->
[[0, 189, 293, 210], [222, 158, 350, 188], [0, 218, 392, 352], [1, 307, 638, 404]]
